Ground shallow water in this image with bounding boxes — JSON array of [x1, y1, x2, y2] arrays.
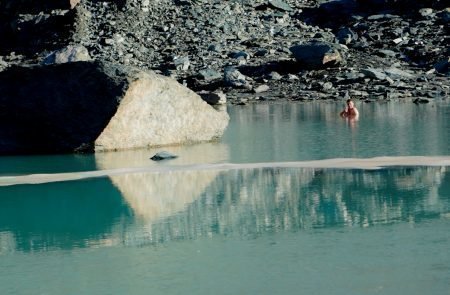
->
[[1, 101, 449, 175], [224, 101, 449, 162], [0, 101, 449, 295]]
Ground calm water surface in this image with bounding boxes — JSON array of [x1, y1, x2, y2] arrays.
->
[[0, 102, 449, 295]]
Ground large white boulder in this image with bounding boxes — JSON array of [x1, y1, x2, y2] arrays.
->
[[0, 61, 229, 154], [96, 70, 229, 151]]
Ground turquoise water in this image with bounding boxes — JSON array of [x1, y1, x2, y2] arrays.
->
[[0, 101, 449, 294], [224, 101, 449, 162]]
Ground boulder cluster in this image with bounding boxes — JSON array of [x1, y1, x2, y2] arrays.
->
[[0, 0, 448, 105]]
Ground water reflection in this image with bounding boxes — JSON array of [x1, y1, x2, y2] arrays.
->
[[0, 166, 448, 252], [0, 101, 449, 254], [0, 143, 230, 253], [95, 142, 230, 169], [0, 154, 96, 176], [224, 102, 450, 162], [95, 143, 229, 221], [0, 178, 132, 252], [142, 166, 449, 245]]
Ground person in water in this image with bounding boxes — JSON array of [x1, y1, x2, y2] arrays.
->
[[340, 98, 359, 118]]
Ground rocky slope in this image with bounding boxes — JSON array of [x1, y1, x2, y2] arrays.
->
[[0, 0, 449, 104]]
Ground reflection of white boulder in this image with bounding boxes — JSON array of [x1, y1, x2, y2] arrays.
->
[[108, 171, 218, 221], [176, 166, 449, 237], [96, 143, 229, 221], [208, 168, 317, 232], [0, 231, 17, 253]]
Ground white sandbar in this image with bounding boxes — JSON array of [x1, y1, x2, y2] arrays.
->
[[0, 156, 449, 187]]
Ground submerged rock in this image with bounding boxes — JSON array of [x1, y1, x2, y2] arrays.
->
[[0, 61, 229, 154], [413, 98, 430, 104], [150, 151, 178, 161]]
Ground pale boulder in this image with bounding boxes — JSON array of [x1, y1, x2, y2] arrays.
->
[[0, 61, 229, 154], [95, 70, 229, 151]]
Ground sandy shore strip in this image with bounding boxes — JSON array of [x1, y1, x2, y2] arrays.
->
[[0, 156, 449, 187]]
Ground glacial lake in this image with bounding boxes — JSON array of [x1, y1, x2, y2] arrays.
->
[[0, 101, 449, 295]]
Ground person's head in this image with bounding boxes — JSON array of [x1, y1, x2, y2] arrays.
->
[[346, 99, 354, 108]]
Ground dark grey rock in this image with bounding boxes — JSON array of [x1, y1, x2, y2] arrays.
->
[[361, 67, 414, 81], [342, 71, 364, 81], [336, 27, 358, 45], [18, 13, 51, 25], [434, 58, 449, 75], [384, 68, 415, 80], [207, 44, 222, 52], [312, 0, 358, 27], [42, 45, 91, 65], [268, 0, 293, 12], [0, 57, 8, 72], [367, 14, 400, 21], [437, 8, 450, 23], [254, 49, 268, 57], [224, 66, 252, 89], [173, 56, 190, 71], [150, 151, 178, 161], [268, 71, 282, 80], [361, 68, 388, 80], [290, 41, 344, 69], [377, 49, 397, 57], [199, 68, 222, 81], [229, 51, 249, 60]]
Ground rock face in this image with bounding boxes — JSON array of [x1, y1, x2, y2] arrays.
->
[[0, 61, 229, 155]]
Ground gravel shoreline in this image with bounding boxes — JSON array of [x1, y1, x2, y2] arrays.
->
[[0, 0, 448, 105]]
